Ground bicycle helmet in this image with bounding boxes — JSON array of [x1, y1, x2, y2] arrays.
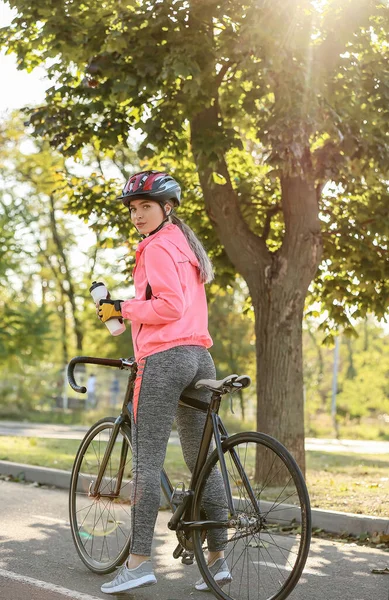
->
[[118, 170, 181, 207]]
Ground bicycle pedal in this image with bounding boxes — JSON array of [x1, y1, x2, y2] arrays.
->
[[181, 551, 194, 565], [171, 483, 191, 505], [173, 543, 183, 559]]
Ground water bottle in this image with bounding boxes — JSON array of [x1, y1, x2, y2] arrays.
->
[[89, 281, 126, 337]]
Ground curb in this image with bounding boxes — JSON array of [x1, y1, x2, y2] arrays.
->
[[1, 459, 388, 537], [0, 460, 72, 489]]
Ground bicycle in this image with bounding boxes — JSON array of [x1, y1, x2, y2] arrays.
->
[[67, 355, 311, 600]]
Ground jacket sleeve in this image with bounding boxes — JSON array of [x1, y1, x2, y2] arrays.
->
[[121, 242, 185, 324]]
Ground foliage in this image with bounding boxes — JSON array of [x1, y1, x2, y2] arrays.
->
[[2, 2, 389, 465], [303, 318, 389, 422], [0, 113, 135, 364], [207, 279, 256, 419], [2, 0, 388, 327], [0, 113, 138, 421], [0, 138, 54, 366], [208, 281, 255, 370], [0, 304, 52, 364]]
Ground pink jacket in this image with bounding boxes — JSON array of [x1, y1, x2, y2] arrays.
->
[[121, 224, 213, 360]]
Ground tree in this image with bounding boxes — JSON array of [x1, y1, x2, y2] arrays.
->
[[208, 280, 256, 421], [0, 113, 137, 414], [3, 0, 389, 472], [0, 114, 138, 359], [0, 116, 87, 354], [0, 175, 54, 406], [303, 318, 389, 429]]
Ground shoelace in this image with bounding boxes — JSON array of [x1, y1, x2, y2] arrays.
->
[[113, 565, 128, 583]]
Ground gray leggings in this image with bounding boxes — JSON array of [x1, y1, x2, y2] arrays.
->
[[130, 345, 227, 556]]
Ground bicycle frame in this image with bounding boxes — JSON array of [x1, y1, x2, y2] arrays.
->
[[67, 355, 311, 597], [67, 356, 259, 528], [83, 363, 136, 498]]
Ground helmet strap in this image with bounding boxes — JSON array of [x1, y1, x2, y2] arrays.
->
[[147, 216, 170, 237]]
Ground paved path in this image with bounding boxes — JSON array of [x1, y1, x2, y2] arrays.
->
[[0, 421, 90, 441], [0, 420, 388, 454], [0, 480, 388, 600], [305, 437, 389, 454]]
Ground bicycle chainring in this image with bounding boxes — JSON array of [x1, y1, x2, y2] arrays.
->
[[176, 509, 207, 552]]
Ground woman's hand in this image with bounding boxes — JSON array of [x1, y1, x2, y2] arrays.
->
[[95, 292, 111, 315], [98, 299, 124, 323]]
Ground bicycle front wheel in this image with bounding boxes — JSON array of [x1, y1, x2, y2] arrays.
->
[[192, 432, 311, 600], [69, 417, 133, 574]]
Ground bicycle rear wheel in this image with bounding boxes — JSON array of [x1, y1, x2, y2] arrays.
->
[[192, 432, 311, 600], [69, 417, 133, 574]]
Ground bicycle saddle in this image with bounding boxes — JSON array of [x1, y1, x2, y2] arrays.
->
[[195, 374, 251, 392]]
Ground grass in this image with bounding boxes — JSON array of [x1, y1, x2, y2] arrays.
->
[[2, 406, 389, 439], [0, 436, 80, 470], [0, 408, 109, 426], [0, 436, 388, 518], [306, 451, 389, 517], [306, 413, 389, 441]]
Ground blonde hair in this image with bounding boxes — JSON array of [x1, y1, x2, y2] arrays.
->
[[166, 206, 214, 283]]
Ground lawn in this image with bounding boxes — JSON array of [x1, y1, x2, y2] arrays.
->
[[0, 436, 388, 517], [306, 451, 389, 517]]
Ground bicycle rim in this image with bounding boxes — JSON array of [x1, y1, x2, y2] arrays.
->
[[69, 418, 133, 574], [192, 432, 311, 600]]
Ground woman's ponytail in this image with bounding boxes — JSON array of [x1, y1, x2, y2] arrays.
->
[[169, 214, 214, 284]]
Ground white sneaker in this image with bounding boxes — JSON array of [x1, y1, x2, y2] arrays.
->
[[101, 560, 156, 594], [195, 558, 232, 591]]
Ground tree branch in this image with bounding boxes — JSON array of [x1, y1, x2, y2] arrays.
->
[[36, 240, 67, 297], [215, 61, 234, 88], [262, 204, 281, 241], [88, 229, 101, 281], [48, 194, 84, 352], [94, 151, 105, 177], [190, 108, 270, 287]]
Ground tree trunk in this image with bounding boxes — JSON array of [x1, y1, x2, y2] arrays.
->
[[48, 195, 83, 353], [59, 289, 69, 366], [345, 337, 356, 380], [191, 110, 322, 477], [252, 270, 307, 473], [308, 327, 327, 409], [251, 176, 322, 473]]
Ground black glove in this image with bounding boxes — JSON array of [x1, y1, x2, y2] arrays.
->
[[98, 299, 124, 323]]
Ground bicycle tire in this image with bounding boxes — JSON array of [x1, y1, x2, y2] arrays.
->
[[69, 417, 133, 574], [191, 431, 311, 600]]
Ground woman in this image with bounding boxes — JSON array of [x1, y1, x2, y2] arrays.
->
[[98, 171, 231, 594]]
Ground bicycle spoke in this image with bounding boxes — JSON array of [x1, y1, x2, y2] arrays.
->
[[69, 420, 133, 573], [192, 433, 311, 600]]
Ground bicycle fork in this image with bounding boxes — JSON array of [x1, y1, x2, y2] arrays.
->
[[89, 416, 128, 498], [215, 416, 262, 519]]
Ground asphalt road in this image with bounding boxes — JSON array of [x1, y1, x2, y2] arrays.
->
[[0, 480, 388, 600], [1, 420, 389, 454]]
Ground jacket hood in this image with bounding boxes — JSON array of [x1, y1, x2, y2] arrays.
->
[[136, 223, 199, 267]]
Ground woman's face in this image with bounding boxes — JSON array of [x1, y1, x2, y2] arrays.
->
[[129, 199, 170, 235]]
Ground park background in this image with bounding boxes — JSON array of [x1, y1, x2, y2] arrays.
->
[[0, 0, 388, 531]]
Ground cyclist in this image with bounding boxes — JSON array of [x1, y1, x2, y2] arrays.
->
[[97, 171, 231, 594]]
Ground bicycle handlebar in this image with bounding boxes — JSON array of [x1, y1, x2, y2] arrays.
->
[[67, 356, 135, 394]]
